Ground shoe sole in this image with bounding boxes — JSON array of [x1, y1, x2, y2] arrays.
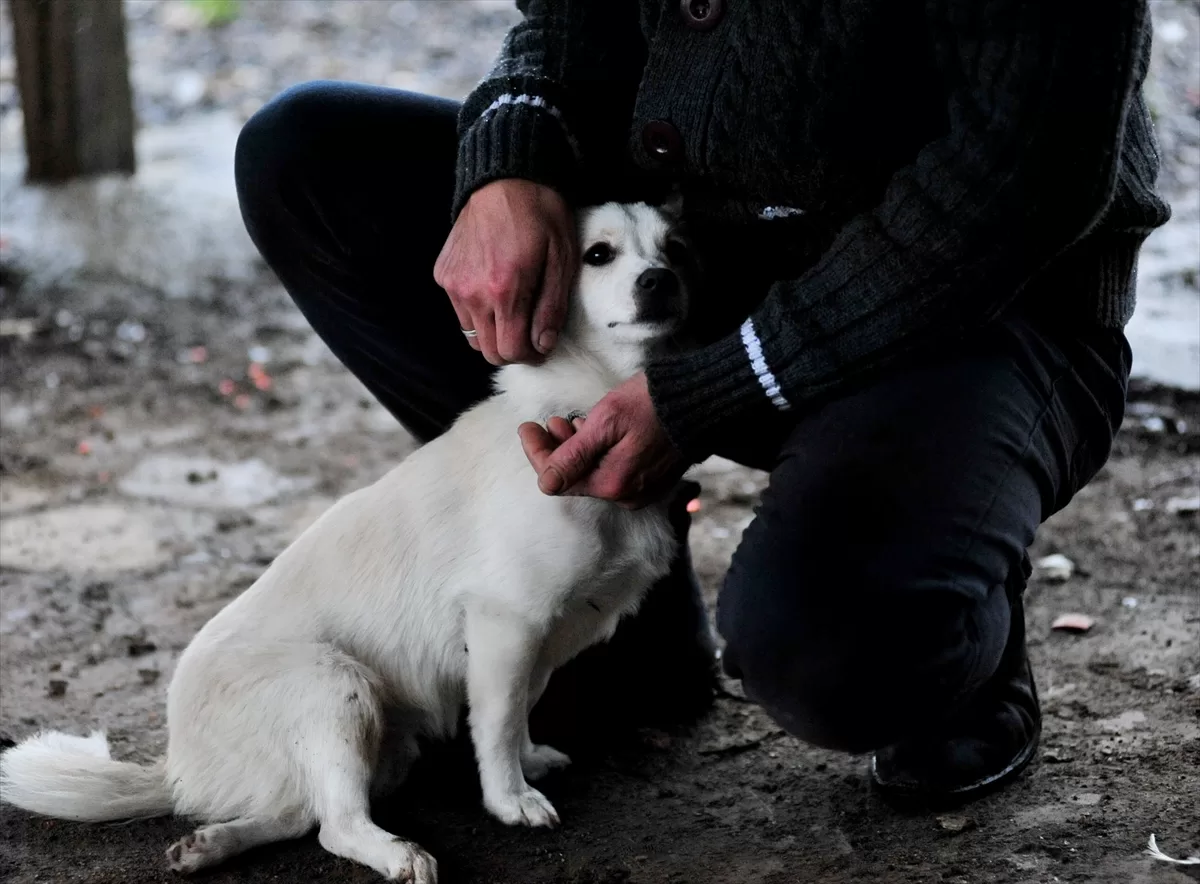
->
[[869, 725, 1042, 808]]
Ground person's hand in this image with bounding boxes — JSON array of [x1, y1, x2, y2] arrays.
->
[[517, 373, 685, 509], [434, 179, 577, 366]]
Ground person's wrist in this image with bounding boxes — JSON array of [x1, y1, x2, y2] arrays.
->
[[470, 178, 561, 207]]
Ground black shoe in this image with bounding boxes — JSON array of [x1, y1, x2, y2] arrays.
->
[[528, 480, 719, 753], [870, 593, 1041, 806]]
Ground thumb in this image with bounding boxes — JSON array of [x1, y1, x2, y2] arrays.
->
[[539, 424, 606, 494]]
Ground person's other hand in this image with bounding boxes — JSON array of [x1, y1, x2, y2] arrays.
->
[[517, 373, 685, 509], [434, 179, 577, 365]]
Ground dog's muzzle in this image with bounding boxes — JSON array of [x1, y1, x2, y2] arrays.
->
[[634, 268, 682, 323]]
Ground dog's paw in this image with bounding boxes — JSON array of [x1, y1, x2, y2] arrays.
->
[[485, 786, 560, 828], [381, 840, 439, 883], [521, 743, 572, 781], [166, 830, 212, 874]]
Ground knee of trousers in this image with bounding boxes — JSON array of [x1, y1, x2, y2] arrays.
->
[[233, 81, 341, 237], [717, 564, 1012, 754]]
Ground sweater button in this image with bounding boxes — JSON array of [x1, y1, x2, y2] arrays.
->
[[642, 120, 683, 163], [680, 0, 724, 30]]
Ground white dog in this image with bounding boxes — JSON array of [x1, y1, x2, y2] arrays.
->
[[0, 202, 694, 882]]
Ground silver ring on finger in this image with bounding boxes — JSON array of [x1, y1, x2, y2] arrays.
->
[[461, 327, 478, 339]]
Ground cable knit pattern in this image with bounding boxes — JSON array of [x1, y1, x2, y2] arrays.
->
[[456, 0, 1172, 459]]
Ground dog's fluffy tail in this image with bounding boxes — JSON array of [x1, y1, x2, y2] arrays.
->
[[0, 730, 173, 821]]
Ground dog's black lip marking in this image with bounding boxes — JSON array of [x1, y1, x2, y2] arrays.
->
[[607, 321, 619, 328], [587, 601, 601, 612]]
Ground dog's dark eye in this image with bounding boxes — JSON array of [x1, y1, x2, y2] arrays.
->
[[583, 243, 615, 266], [664, 239, 690, 267]]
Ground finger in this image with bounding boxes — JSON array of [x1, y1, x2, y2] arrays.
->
[[474, 309, 502, 366], [495, 308, 536, 364], [545, 416, 575, 443], [495, 264, 540, 364], [539, 423, 610, 495], [559, 435, 647, 502], [531, 238, 572, 356], [518, 422, 557, 473], [449, 298, 480, 351]]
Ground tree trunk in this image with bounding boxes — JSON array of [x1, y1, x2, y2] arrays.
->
[[9, 0, 137, 182]]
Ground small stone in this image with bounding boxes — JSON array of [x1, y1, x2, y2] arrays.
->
[[1036, 554, 1075, 582], [936, 815, 976, 834], [1122, 596, 1139, 608], [1097, 710, 1147, 733], [1042, 748, 1075, 764], [1156, 19, 1188, 44], [127, 640, 157, 657], [172, 70, 208, 107], [115, 320, 146, 343], [1070, 793, 1103, 806], [1133, 498, 1155, 511], [47, 679, 67, 698], [137, 667, 160, 686]]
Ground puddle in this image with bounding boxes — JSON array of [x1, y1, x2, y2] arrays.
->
[[117, 455, 314, 509], [0, 503, 214, 574]]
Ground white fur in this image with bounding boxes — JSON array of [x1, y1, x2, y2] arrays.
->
[[0, 202, 691, 883]]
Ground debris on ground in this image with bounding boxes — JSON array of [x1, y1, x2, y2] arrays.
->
[[1146, 833, 1200, 865], [1036, 553, 1076, 582], [935, 815, 977, 835], [1051, 613, 1096, 633], [1165, 495, 1200, 515]]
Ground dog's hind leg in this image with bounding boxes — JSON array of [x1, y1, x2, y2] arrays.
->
[[166, 812, 310, 874], [290, 653, 437, 882], [314, 757, 437, 883]]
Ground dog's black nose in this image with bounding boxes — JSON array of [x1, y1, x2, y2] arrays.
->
[[636, 268, 679, 296], [634, 268, 682, 323]]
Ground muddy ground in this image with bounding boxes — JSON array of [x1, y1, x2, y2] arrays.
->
[[2, 1, 1200, 883], [1, 262, 1198, 884]]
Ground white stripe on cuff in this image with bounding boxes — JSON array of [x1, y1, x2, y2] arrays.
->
[[740, 318, 792, 411], [478, 93, 581, 159], [757, 205, 806, 220]]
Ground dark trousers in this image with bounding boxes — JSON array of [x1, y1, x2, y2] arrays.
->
[[235, 82, 1131, 754]]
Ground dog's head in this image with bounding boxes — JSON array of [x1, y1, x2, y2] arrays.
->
[[566, 201, 693, 370]]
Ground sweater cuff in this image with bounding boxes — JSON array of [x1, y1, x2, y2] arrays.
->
[[645, 318, 793, 461], [452, 97, 581, 221]]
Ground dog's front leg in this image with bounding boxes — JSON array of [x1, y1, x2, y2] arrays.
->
[[465, 603, 559, 828]]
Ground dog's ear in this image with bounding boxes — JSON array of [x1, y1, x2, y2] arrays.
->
[[659, 187, 684, 220]]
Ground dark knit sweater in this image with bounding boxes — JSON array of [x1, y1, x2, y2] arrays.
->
[[453, 0, 1172, 459]]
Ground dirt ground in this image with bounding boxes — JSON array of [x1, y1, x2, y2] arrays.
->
[[1, 260, 1198, 884], [2, 2, 1199, 883]]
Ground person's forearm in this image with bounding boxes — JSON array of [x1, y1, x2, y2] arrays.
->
[[646, 0, 1152, 459], [453, 0, 644, 220]]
